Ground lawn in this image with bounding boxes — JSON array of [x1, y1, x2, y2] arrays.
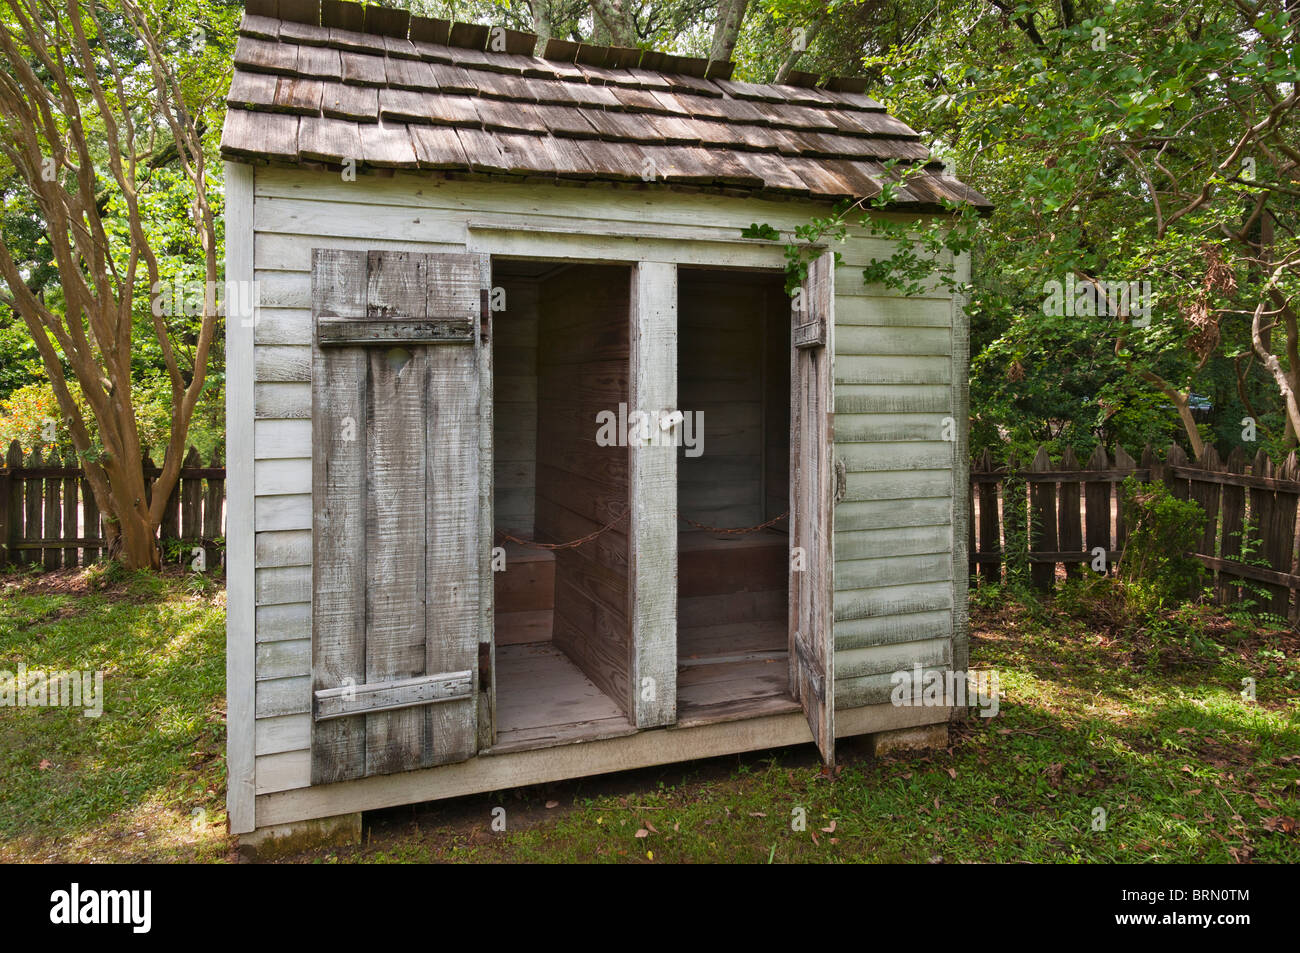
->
[[1, 567, 1297, 863], [0, 565, 230, 863]]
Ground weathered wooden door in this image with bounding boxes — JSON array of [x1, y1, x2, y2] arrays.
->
[[310, 249, 493, 784], [789, 251, 835, 765]]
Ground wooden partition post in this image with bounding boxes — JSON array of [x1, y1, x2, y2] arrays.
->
[[628, 261, 678, 729]]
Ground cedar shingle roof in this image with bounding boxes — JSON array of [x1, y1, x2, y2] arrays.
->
[[221, 0, 991, 211]]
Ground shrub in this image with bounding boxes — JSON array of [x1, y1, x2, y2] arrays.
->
[[1118, 477, 1207, 604]]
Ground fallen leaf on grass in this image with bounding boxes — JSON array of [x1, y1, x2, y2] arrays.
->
[[1262, 816, 1297, 834], [37, 759, 51, 770], [821, 820, 837, 833], [635, 829, 649, 839]]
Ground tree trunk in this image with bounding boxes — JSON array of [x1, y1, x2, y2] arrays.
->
[[709, 0, 750, 64], [774, 13, 824, 83]]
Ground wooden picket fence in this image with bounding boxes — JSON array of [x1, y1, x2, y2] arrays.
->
[[0, 441, 225, 570], [970, 443, 1300, 619]]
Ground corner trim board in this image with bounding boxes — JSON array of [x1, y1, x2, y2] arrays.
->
[[226, 160, 257, 835]]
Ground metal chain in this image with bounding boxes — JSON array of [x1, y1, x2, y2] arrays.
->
[[496, 507, 629, 551], [678, 511, 789, 535]]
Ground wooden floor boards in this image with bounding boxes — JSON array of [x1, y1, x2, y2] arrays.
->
[[492, 641, 636, 753]]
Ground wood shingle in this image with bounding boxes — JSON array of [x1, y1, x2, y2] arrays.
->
[[221, 4, 990, 210]]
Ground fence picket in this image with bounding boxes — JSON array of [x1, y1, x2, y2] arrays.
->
[[62, 451, 78, 568], [1266, 453, 1299, 617], [181, 446, 203, 549], [0, 447, 225, 570], [43, 456, 60, 571], [1058, 447, 1082, 579], [1029, 446, 1057, 590], [0, 441, 17, 569], [204, 449, 224, 569], [969, 442, 1300, 614], [1191, 446, 1223, 593], [1218, 447, 1248, 603], [24, 447, 42, 567], [81, 468, 100, 565], [977, 447, 1001, 583], [1084, 445, 1111, 576]]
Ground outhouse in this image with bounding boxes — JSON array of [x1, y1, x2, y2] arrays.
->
[[221, 0, 991, 837]]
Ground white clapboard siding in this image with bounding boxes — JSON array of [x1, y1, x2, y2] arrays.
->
[[255, 345, 311, 382], [254, 494, 311, 531], [255, 529, 312, 568], [256, 602, 310, 643], [836, 414, 953, 443], [256, 675, 311, 718], [834, 294, 952, 326], [255, 382, 310, 418], [255, 419, 311, 459], [254, 308, 312, 345], [834, 609, 954, 651], [240, 168, 968, 798], [836, 637, 951, 681], [256, 638, 311, 680], [256, 713, 311, 756], [835, 384, 952, 414], [834, 525, 952, 561], [255, 458, 312, 496], [255, 750, 310, 794], [830, 275, 962, 710]]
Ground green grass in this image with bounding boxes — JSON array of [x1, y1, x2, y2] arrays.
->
[[1, 565, 1297, 863], [0, 565, 228, 862], [329, 577, 1300, 864]]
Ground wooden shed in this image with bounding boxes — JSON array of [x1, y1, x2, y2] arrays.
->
[[221, 0, 991, 839]]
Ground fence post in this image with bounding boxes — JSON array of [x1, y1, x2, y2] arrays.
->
[[204, 449, 224, 571], [181, 446, 203, 563], [81, 465, 100, 565], [43, 451, 60, 570], [1058, 447, 1082, 579], [1116, 445, 1143, 550], [977, 447, 1001, 584], [1029, 446, 1057, 591], [1084, 445, 1111, 576], [25, 446, 42, 567], [1164, 444, 1189, 499], [0, 441, 15, 569], [159, 448, 180, 548]]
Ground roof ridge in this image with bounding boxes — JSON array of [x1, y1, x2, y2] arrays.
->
[[245, 0, 864, 93]]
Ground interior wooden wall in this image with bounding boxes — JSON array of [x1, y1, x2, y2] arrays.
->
[[678, 271, 789, 530], [535, 264, 632, 716], [493, 278, 539, 536]]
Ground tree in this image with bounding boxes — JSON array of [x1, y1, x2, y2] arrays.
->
[[856, 0, 1299, 457], [0, 0, 233, 568]]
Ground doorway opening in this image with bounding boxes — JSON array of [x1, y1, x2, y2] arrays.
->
[[675, 268, 798, 726], [490, 259, 637, 751]]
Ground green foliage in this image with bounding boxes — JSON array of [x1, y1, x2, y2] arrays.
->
[[1117, 477, 1207, 604]]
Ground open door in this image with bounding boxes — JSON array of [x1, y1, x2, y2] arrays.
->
[[789, 251, 835, 765], [309, 249, 492, 784]]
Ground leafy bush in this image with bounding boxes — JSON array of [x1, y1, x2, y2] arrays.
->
[[1118, 477, 1207, 604]]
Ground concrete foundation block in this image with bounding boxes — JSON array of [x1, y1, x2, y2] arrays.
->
[[239, 811, 362, 861], [871, 722, 949, 757]]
